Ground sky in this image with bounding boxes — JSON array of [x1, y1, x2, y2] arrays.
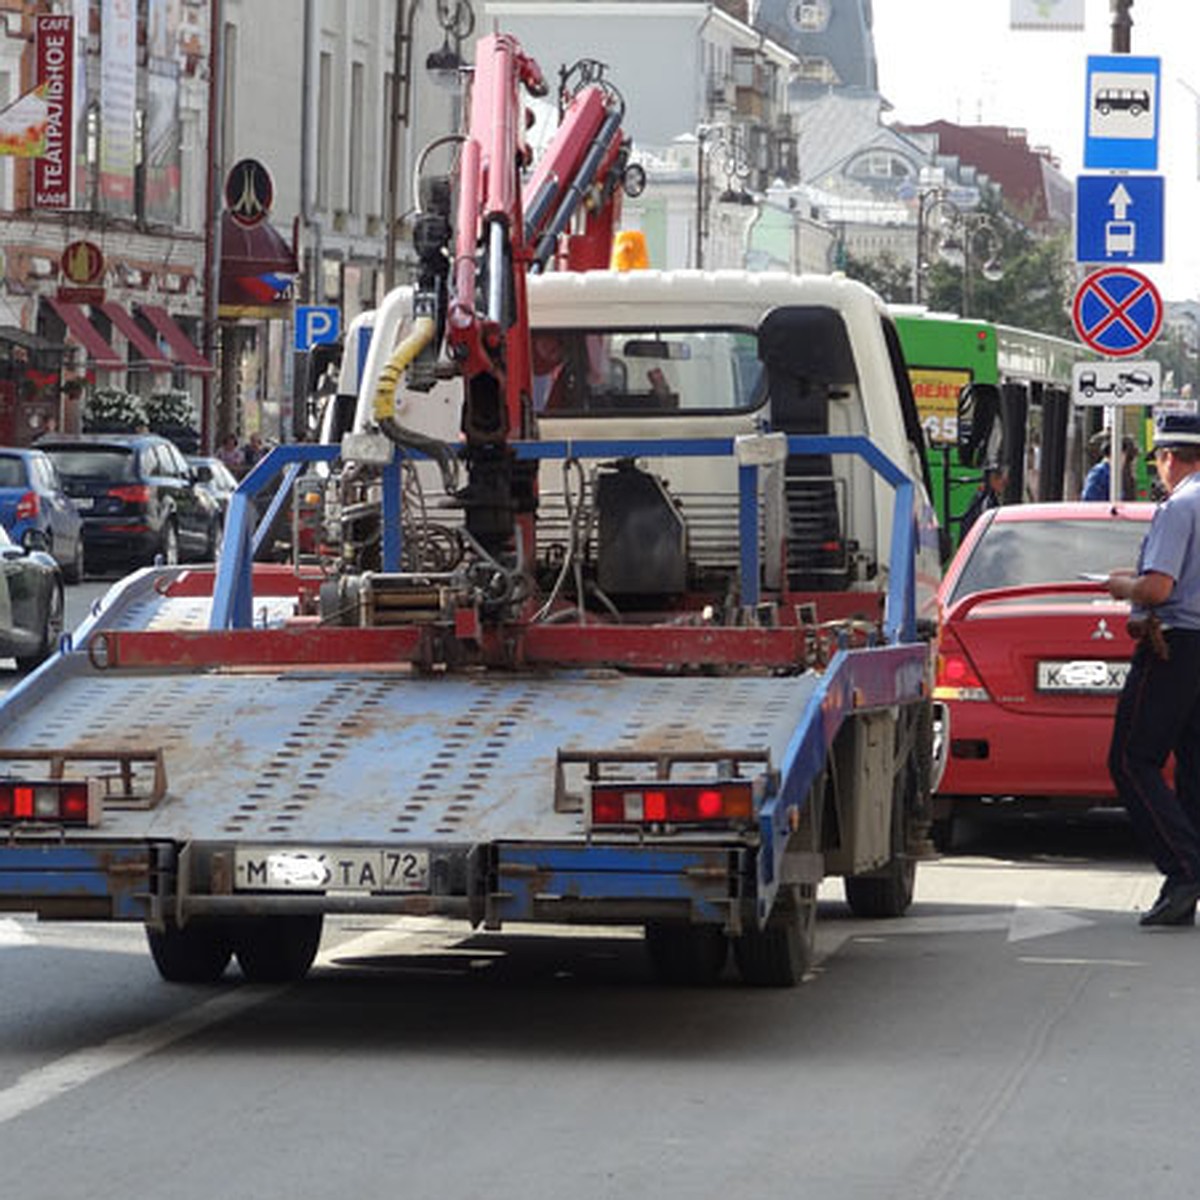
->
[[870, 0, 1200, 302]]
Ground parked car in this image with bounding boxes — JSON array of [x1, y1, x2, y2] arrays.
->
[[37, 434, 222, 570], [932, 501, 1155, 848], [187, 455, 239, 517], [0, 522, 64, 670], [0, 447, 84, 582]]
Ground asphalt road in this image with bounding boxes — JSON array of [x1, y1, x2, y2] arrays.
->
[[2, 582, 1197, 1199], [1, 810, 1197, 1200]]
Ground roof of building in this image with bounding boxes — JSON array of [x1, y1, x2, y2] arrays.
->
[[891, 121, 1069, 229]]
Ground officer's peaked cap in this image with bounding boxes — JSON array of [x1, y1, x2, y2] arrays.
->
[[1153, 412, 1200, 448]]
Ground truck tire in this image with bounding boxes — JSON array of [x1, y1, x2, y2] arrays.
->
[[644, 922, 729, 985], [733, 888, 816, 987], [146, 920, 233, 983], [843, 758, 916, 919], [234, 915, 324, 983]]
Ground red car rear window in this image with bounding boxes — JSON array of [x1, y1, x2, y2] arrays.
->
[[950, 518, 1148, 605]]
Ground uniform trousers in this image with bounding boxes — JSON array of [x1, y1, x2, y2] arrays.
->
[[1108, 627, 1200, 885]]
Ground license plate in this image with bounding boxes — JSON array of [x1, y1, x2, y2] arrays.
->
[[1036, 659, 1129, 693], [234, 846, 429, 893], [73, 497, 94, 510]]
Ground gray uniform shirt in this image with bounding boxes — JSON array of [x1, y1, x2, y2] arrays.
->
[[1136, 471, 1200, 630]]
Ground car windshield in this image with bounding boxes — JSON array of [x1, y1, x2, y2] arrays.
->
[[950, 518, 1148, 605], [43, 447, 137, 482], [0, 456, 27, 488]]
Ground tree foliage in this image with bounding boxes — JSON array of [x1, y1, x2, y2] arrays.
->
[[841, 211, 1076, 340]]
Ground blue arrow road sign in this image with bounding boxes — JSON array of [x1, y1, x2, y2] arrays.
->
[[1084, 55, 1161, 170], [1072, 267, 1163, 358], [295, 305, 341, 351], [1076, 174, 1164, 263]]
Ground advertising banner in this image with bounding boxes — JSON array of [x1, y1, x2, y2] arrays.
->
[[34, 14, 74, 208], [1010, 0, 1085, 30], [145, 0, 182, 224], [99, 0, 137, 214]]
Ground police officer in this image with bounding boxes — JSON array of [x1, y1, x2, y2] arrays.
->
[[1106, 412, 1200, 926]]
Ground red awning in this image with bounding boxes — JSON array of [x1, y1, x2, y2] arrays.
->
[[97, 302, 171, 372], [219, 212, 298, 318], [139, 304, 214, 374], [44, 297, 122, 369], [220, 211, 299, 276]]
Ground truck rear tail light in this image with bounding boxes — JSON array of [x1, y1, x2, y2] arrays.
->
[[108, 484, 152, 505], [0, 779, 101, 826], [15, 491, 39, 520], [589, 781, 754, 828]]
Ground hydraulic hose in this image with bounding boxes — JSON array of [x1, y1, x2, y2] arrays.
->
[[372, 315, 436, 424]]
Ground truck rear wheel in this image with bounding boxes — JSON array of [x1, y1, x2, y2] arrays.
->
[[644, 922, 729, 985], [234, 915, 324, 983], [733, 888, 816, 987], [843, 757, 917, 919], [146, 920, 233, 983]]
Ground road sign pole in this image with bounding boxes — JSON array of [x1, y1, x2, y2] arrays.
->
[[1111, 0, 1133, 53], [1109, 403, 1119, 504]]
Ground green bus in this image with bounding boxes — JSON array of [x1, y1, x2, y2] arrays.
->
[[892, 308, 1150, 554]]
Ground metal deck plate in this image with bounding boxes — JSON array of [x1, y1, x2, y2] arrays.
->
[[0, 664, 818, 845]]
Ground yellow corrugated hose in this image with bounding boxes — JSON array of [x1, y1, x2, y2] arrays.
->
[[371, 315, 436, 423]]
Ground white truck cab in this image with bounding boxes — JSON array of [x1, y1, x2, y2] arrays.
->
[[347, 269, 941, 619]]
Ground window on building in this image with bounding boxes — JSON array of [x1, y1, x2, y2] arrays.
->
[[317, 51, 332, 211], [222, 22, 237, 163], [797, 57, 838, 85], [349, 62, 364, 217], [791, 1, 830, 31]]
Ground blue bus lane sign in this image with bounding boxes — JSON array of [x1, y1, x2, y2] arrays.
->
[[1072, 267, 1162, 358], [1075, 175, 1164, 264]]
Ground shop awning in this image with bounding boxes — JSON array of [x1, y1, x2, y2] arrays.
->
[[97, 302, 172, 372], [219, 211, 298, 319], [138, 304, 214, 374], [45, 297, 123, 369]]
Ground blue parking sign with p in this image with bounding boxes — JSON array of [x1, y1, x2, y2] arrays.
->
[[296, 305, 341, 351]]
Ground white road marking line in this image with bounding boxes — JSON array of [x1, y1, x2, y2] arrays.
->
[[0, 918, 36, 948], [0, 985, 284, 1127]]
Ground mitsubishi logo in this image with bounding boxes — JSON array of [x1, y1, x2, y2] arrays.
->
[[1091, 618, 1116, 641]]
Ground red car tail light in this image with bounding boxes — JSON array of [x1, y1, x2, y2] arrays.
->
[[934, 636, 990, 702], [589, 780, 755, 828], [15, 491, 39, 520], [108, 484, 152, 505], [0, 779, 102, 826]]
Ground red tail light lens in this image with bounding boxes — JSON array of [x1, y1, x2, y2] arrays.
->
[[108, 484, 152, 504], [589, 781, 755, 828], [15, 491, 39, 520], [0, 779, 100, 825], [934, 635, 989, 701]]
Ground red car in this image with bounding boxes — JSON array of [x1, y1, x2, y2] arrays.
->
[[932, 501, 1155, 847]]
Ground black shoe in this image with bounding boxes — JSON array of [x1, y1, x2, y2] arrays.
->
[[1139, 883, 1200, 927]]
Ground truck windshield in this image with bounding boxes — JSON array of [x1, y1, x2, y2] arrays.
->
[[533, 327, 764, 415]]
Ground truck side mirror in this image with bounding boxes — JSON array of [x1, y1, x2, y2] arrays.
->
[[957, 383, 1002, 468]]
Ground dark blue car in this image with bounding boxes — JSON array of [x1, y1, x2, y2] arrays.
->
[[0, 448, 84, 583]]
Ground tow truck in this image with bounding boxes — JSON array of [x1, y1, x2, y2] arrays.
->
[[0, 33, 940, 987]]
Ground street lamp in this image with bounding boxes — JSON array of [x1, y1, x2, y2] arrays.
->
[[916, 196, 1004, 316], [694, 122, 751, 269]]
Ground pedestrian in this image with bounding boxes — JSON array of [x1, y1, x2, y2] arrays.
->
[[1082, 431, 1138, 501], [958, 462, 1008, 539], [241, 431, 266, 472], [216, 433, 241, 472], [1106, 412, 1200, 926]]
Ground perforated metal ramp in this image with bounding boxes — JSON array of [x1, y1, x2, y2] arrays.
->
[[0, 655, 819, 846], [0, 566, 822, 848]]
